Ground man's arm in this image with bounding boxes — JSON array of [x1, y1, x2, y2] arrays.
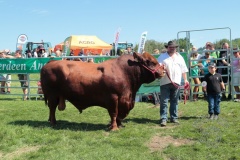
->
[[220, 81, 225, 90], [2, 54, 14, 58]]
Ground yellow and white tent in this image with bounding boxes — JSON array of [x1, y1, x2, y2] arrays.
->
[[63, 35, 112, 55]]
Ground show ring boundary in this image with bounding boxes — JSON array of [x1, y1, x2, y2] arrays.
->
[[0, 54, 239, 101]]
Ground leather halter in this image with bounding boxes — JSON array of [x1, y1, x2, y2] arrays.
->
[[140, 63, 165, 79]]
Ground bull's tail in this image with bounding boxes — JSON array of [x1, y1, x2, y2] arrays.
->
[[44, 94, 48, 106]]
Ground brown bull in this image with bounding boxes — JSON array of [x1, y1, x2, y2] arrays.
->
[[40, 52, 165, 131]]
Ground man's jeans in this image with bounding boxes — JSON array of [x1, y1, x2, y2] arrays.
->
[[207, 93, 221, 115], [160, 83, 180, 121]]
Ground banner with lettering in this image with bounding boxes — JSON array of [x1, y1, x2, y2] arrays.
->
[[0, 57, 115, 73], [114, 27, 121, 55], [16, 34, 28, 51], [0, 58, 61, 73], [63, 36, 71, 56], [137, 31, 148, 53]]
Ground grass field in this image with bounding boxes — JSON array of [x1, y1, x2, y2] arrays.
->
[[0, 90, 240, 160]]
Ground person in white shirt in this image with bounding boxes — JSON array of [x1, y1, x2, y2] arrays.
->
[[157, 41, 189, 126], [32, 48, 38, 57]]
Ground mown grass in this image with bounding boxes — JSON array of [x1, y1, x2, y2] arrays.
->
[[0, 94, 240, 160], [0, 74, 240, 159]]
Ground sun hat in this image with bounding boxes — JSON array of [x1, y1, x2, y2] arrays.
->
[[164, 41, 179, 48]]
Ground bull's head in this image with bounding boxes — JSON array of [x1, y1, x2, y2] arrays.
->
[[133, 52, 165, 79]]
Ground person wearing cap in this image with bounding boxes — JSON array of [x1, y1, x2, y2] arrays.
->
[[231, 48, 240, 102], [202, 62, 225, 120], [157, 41, 189, 126]]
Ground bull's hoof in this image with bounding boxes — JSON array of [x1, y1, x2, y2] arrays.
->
[[108, 125, 119, 131], [48, 119, 56, 126], [110, 127, 119, 131]]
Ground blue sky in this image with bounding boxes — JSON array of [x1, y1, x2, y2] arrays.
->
[[1, 0, 240, 52]]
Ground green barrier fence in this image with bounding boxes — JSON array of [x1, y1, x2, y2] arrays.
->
[[0, 54, 189, 101]]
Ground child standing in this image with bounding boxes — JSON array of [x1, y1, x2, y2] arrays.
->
[[202, 62, 225, 120]]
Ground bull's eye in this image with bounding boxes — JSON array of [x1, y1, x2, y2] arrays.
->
[[146, 60, 152, 65]]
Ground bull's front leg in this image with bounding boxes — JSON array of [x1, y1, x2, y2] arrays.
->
[[109, 116, 118, 131], [107, 108, 119, 131], [116, 118, 124, 128]]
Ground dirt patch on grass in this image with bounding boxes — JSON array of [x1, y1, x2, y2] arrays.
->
[[148, 135, 194, 152], [1, 146, 40, 159]]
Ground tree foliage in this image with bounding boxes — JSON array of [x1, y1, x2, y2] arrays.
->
[[176, 38, 193, 52], [134, 38, 240, 54]]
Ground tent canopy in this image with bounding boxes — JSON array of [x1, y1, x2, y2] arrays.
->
[[63, 35, 112, 55], [70, 35, 112, 49]]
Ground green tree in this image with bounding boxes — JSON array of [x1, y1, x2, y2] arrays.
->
[[232, 38, 240, 48], [133, 37, 240, 54], [213, 38, 240, 49], [134, 40, 165, 54], [174, 38, 193, 52], [214, 38, 230, 49]]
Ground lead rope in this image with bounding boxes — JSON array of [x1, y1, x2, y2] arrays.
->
[[183, 82, 190, 104], [166, 71, 190, 104]]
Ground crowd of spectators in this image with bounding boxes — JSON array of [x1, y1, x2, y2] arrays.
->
[[188, 42, 240, 102], [0, 50, 29, 100]]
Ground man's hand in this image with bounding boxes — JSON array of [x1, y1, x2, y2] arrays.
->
[[184, 81, 190, 89]]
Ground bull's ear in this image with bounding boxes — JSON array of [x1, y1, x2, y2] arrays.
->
[[133, 52, 144, 62]]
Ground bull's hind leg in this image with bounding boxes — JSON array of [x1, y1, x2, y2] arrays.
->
[[47, 96, 59, 126]]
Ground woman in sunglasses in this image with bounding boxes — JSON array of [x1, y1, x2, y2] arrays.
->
[[190, 51, 201, 101]]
